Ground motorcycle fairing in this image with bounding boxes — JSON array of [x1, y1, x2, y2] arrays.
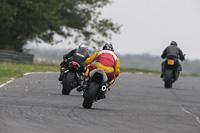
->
[[89, 68, 108, 83]]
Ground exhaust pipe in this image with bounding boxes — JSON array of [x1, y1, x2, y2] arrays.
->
[[101, 85, 107, 91]]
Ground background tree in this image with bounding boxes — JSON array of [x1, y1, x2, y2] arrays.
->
[[0, 0, 121, 52]]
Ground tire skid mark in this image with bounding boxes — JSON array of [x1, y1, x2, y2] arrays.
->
[[67, 104, 95, 125], [2, 98, 48, 129], [17, 104, 47, 124], [3, 101, 29, 126], [95, 87, 131, 129], [67, 104, 106, 127], [30, 104, 47, 120], [5, 102, 15, 120], [97, 105, 121, 128], [97, 87, 137, 130], [0, 109, 11, 133], [98, 88, 125, 128]]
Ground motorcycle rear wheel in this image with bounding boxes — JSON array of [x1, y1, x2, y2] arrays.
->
[[82, 82, 99, 109], [62, 72, 75, 95], [164, 70, 173, 88]]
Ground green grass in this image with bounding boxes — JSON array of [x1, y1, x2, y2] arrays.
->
[[0, 63, 198, 85], [0, 62, 59, 84], [120, 68, 160, 74], [120, 68, 199, 77]]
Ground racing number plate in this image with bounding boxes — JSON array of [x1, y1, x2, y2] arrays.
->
[[167, 59, 174, 65]]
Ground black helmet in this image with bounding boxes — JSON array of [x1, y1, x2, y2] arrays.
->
[[79, 43, 88, 50], [170, 41, 177, 46], [102, 43, 114, 51]]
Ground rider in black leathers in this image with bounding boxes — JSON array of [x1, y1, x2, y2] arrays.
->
[[58, 44, 90, 81], [160, 41, 185, 78]]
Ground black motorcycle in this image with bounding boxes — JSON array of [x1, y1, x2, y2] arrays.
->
[[163, 58, 182, 88], [62, 61, 84, 95], [82, 68, 110, 109]]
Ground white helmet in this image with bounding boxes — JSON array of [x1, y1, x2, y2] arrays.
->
[[79, 43, 88, 50]]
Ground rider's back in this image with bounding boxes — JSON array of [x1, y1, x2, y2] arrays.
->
[[166, 45, 180, 58], [97, 50, 118, 67]]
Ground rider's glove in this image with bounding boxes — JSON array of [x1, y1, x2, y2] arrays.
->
[[64, 59, 68, 63]]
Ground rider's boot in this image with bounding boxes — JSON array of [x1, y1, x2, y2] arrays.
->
[[77, 75, 89, 92], [58, 67, 66, 81], [160, 72, 164, 78], [97, 92, 106, 100]]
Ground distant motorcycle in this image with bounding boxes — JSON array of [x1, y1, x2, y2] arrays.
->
[[162, 56, 185, 88], [62, 61, 84, 95], [82, 68, 110, 109]]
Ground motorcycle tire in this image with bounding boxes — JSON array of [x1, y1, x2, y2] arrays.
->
[[62, 72, 75, 95], [164, 70, 173, 88], [82, 82, 99, 109]]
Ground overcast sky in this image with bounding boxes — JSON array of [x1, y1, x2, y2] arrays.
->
[[30, 0, 200, 60], [100, 0, 200, 60]]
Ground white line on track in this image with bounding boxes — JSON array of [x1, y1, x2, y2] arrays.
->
[[179, 104, 200, 124], [0, 72, 58, 88], [0, 78, 14, 88]]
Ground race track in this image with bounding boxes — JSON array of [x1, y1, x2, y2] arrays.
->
[[0, 72, 200, 133]]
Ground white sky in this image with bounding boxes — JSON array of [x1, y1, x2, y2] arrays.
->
[[30, 0, 200, 60], [101, 0, 200, 60]]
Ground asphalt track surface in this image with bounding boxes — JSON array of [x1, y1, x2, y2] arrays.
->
[[0, 72, 200, 133]]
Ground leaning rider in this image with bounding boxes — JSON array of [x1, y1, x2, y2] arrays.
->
[[58, 44, 90, 81], [83, 43, 120, 99]]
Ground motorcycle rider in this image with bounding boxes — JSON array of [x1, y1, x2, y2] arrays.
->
[[160, 41, 185, 78], [83, 43, 120, 99], [58, 43, 90, 81]]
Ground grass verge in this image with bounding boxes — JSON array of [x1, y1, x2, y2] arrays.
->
[[0, 62, 59, 84], [0, 63, 198, 85], [120, 68, 160, 74], [120, 68, 199, 77]]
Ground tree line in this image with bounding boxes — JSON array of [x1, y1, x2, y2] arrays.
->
[[0, 0, 121, 52], [27, 48, 200, 76]]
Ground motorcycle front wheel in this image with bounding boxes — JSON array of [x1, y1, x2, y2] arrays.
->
[[82, 82, 99, 109]]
